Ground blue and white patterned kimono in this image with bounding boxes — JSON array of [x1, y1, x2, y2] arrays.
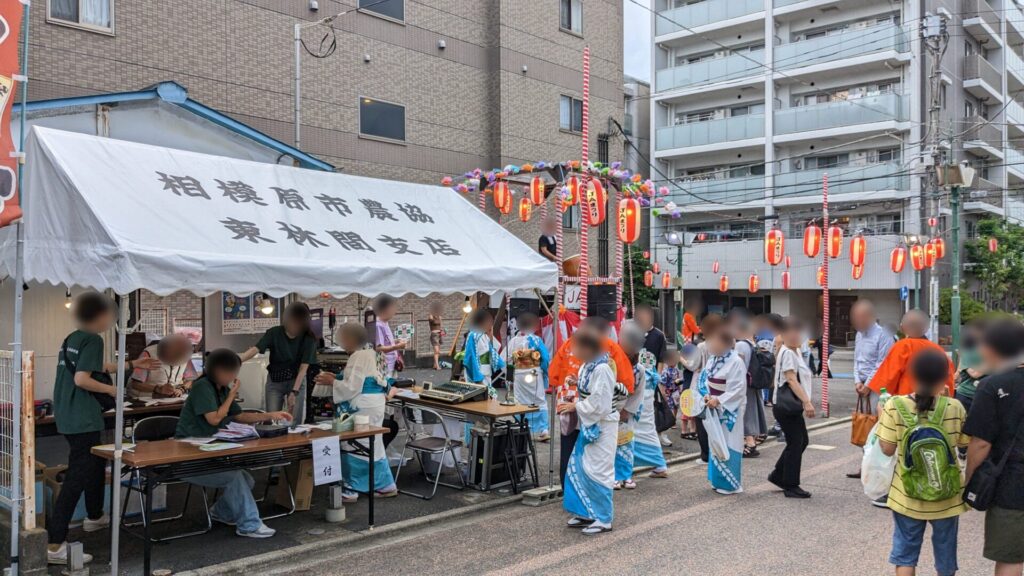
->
[[462, 330, 506, 398], [633, 367, 668, 471], [614, 363, 645, 482], [332, 349, 396, 494], [508, 333, 551, 435], [563, 355, 618, 525], [696, 351, 747, 492]]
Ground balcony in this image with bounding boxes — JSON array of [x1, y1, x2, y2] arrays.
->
[[655, 114, 765, 154], [655, 0, 764, 37], [965, 180, 1005, 216], [667, 175, 766, 206], [655, 52, 765, 93], [1008, 99, 1024, 127], [962, 116, 1004, 159], [1007, 148, 1024, 181], [1009, 3, 1024, 44], [1008, 48, 1024, 90], [774, 23, 909, 72], [962, 0, 1003, 45], [775, 93, 910, 139], [773, 162, 909, 205], [963, 55, 1003, 102]]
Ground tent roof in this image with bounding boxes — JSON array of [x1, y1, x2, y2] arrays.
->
[[0, 127, 557, 298]]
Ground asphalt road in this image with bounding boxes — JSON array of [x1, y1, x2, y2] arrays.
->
[[250, 424, 990, 576]]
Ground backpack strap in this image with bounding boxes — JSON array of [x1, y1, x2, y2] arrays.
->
[[927, 396, 949, 427], [892, 397, 918, 429]]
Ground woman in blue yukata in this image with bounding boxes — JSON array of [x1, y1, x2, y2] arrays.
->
[[632, 361, 670, 479], [696, 328, 748, 495], [461, 308, 505, 397], [613, 322, 647, 490], [559, 328, 619, 535], [315, 323, 398, 503], [507, 312, 551, 441]]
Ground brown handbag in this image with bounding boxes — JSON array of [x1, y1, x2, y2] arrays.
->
[[850, 395, 878, 447]]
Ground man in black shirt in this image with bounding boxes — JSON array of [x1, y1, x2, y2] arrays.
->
[[538, 217, 557, 262], [635, 304, 667, 372], [965, 318, 1024, 573]]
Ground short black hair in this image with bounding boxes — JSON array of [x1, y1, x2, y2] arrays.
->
[[765, 313, 786, 332], [783, 316, 805, 333], [581, 315, 611, 334], [982, 318, 1024, 360], [373, 295, 397, 313], [516, 312, 539, 330], [471, 308, 493, 327], [911, 349, 950, 387], [73, 291, 114, 325], [572, 329, 603, 355], [204, 348, 242, 382]]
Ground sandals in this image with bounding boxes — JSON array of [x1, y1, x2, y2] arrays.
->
[[581, 523, 613, 535], [567, 516, 592, 528], [743, 445, 760, 458]]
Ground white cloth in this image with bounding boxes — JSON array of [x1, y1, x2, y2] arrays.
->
[[332, 349, 388, 463], [575, 363, 619, 487], [774, 345, 814, 403]]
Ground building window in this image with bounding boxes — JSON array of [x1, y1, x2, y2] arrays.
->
[[560, 0, 582, 34], [47, 0, 113, 32], [560, 95, 584, 132], [359, 0, 404, 22], [563, 204, 580, 230], [359, 98, 406, 142]]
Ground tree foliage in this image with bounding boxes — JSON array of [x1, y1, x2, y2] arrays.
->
[[622, 245, 659, 311], [964, 218, 1024, 309], [938, 288, 986, 325]]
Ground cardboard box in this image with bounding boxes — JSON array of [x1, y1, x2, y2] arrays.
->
[[43, 465, 111, 526], [275, 459, 314, 512]]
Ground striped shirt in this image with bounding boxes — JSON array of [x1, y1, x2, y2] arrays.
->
[[876, 396, 969, 520]]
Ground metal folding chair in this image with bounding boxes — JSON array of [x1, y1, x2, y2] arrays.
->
[[123, 415, 212, 542], [394, 405, 466, 500], [240, 409, 295, 519]]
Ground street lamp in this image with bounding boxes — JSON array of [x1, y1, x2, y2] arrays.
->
[[938, 161, 976, 366], [664, 231, 686, 343]]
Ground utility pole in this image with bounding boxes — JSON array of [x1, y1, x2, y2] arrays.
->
[[950, 182, 961, 365], [921, 13, 948, 335]]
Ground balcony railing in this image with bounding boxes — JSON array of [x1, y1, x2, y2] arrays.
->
[[962, 115, 1002, 146], [775, 23, 909, 70], [667, 175, 767, 206], [964, 55, 1002, 89], [775, 93, 909, 135], [655, 51, 764, 92], [655, 114, 765, 151], [1007, 148, 1024, 173], [1008, 49, 1024, 81], [655, 0, 764, 36], [774, 162, 909, 199], [962, 0, 1002, 31], [1009, 100, 1024, 125]]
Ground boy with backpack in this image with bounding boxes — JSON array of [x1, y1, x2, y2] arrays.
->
[[877, 349, 969, 576]]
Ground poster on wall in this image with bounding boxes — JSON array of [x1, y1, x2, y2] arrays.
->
[[251, 293, 280, 332], [222, 293, 252, 335], [0, 1, 25, 227]]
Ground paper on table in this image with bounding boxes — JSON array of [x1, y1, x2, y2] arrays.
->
[[214, 422, 258, 441], [178, 437, 217, 445], [394, 389, 420, 399], [145, 396, 187, 406], [198, 442, 244, 452]]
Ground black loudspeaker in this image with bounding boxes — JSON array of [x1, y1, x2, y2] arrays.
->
[[509, 298, 540, 320], [587, 283, 618, 322]]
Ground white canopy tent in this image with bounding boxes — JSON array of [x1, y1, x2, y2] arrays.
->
[[1, 127, 557, 571]]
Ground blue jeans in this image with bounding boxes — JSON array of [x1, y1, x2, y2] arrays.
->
[[266, 379, 306, 423], [890, 512, 959, 576], [187, 471, 262, 533]]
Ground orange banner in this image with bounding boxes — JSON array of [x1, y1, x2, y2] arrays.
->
[[0, 2, 24, 227]]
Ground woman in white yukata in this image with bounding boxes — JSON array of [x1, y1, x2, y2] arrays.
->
[[696, 328, 747, 495], [507, 312, 551, 441], [461, 309, 505, 397], [560, 328, 619, 535], [314, 323, 398, 502]]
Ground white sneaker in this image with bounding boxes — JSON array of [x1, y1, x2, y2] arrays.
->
[[47, 543, 93, 566], [82, 514, 110, 532], [210, 511, 236, 526], [660, 433, 673, 447], [237, 522, 276, 539], [714, 487, 744, 495]]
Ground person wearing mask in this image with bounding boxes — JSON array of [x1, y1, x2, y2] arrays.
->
[[848, 299, 894, 479], [965, 319, 1024, 576], [538, 217, 558, 262], [614, 322, 647, 490], [634, 304, 667, 372], [681, 313, 723, 460], [427, 301, 444, 371], [507, 312, 551, 441], [559, 329, 619, 535], [461, 308, 505, 397], [768, 317, 816, 499], [878, 349, 968, 576], [869, 310, 955, 398], [314, 323, 398, 502], [175, 349, 292, 539], [239, 302, 316, 422], [47, 292, 160, 565], [697, 328, 747, 495], [954, 319, 988, 414], [129, 333, 196, 399], [729, 310, 767, 459], [372, 295, 406, 379]]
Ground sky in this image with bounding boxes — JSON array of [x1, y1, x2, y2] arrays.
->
[[623, 0, 652, 82]]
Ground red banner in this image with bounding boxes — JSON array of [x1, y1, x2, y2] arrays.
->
[[0, 1, 24, 227]]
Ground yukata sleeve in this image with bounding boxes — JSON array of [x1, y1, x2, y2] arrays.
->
[[462, 333, 484, 383], [575, 367, 613, 424]]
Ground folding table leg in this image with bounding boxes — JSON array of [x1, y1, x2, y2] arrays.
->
[[144, 471, 154, 576], [368, 436, 375, 530]]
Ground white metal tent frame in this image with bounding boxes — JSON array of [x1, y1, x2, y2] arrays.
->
[[2, 127, 558, 572]]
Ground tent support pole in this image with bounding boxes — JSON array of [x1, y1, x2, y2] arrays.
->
[[110, 298, 128, 575], [548, 292, 558, 488]]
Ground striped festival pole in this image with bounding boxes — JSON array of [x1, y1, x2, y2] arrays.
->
[[614, 184, 624, 313], [821, 173, 830, 417], [579, 46, 591, 319]]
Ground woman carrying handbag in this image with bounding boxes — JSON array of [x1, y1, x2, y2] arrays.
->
[[769, 317, 816, 499]]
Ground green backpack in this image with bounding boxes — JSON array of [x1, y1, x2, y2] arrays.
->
[[894, 396, 962, 502]]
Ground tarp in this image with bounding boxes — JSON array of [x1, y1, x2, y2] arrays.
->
[[0, 127, 557, 297]]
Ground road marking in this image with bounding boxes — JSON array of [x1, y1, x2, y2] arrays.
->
[[807, 444, 836, 451]]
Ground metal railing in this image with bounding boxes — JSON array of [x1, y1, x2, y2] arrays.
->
[[775, 93, 909, 134], [655, 0, 764, 35], [656, 113, 765, 151], [962, 0, 1002, 30], [775, 23, 909, 70], [962, 115, 1002, 146]]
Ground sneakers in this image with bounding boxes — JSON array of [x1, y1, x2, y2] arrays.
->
[[871, 496, 890, 509], [237, 522, 276, 539], [82, 514, 110, 533], [47, 543, 93, 566], [659, 433, 673, 447], [210, 511, 236, 526]]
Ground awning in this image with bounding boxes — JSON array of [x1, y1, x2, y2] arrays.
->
[[0, 127, 557, 297]]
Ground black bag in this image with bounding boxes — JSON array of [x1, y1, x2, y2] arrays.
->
[[964, 397, 1024, 511], [61, 337, 117, 412], [746, 340, 775, 390], [653, 385, 675, 433], [773, 350, 804, 417]]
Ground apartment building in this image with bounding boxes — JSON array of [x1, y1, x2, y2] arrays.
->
[[649, 0, 1024, 343]]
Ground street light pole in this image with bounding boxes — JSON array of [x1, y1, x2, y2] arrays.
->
[[676, 243, 683, 341], [950, 183, 961, 367], [914, 271, 921, 309]]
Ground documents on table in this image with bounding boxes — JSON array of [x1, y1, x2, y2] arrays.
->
[[144, 396, 187, 406], [198, 442, 244, 452], [213, 422, 259, 441], [394, 389, 420, 400], [177, 437, 217, 446]]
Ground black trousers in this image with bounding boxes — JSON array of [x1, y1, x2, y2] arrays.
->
[[771, 410, 809, 489], [49, 430, 106, 544], [696, 417, 709, 463], [559, 429, 580, 488], [382, 416, 400, 448]]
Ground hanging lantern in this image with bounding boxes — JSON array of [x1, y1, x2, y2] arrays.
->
[[661, 272, 672, 289], [785, 255, 792, 269], [748, 273, 760, 294], [849, 234, 867, 267], [493, 181, 511, 212], [890, 246, 907, 273], [816, 266, 825, 287], [989, 237, 999, 253], [712, 260, 720, 274], [652, 262, 661, 274], [928, 216, 938, 228], [765, 228, 785, 266], [931, 237, 946, 260], [804, 224, 822, 258], [719, 274, 730, 293], [616, 198, 641, 243], [585, 179, 608, 225], [565, 176, 582, 206], [642, 250, 650, 259], [697, 232, 707, 242], [529, 176, 546, 205], [518, 197, 532, 222], [643, 270, 654, 287], [852, 264, 865, 280], [924, 242, 937, 268], [781, 270, 791, 290], [826, 226, 844, 259], [910, 244, 926, 271]]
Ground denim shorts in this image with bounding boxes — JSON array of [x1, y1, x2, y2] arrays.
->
[[890, 512, 959, 576]]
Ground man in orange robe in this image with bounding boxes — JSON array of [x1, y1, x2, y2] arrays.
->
[[868, 310, 956, 398]]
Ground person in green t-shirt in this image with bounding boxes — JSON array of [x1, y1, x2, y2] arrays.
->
[[47, 292, 161, 566], [239, 302, 317, 423], [955, 319, 989, 414], [176, 349, 292, 539]]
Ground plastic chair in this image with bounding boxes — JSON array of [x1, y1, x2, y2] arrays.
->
[[394, 405, 466, 500]]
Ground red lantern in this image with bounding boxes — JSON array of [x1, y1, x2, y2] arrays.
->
[[890, 246, 907, 273], [816, 266, 825, 287], [712, 260, 720, 274], [804, 224, 822, 258], [910, 244, 926, 271], [785, 255, 792, 269], [585, 179, 608, 225], [616, 198, 641, 243], [928, 216, 938, 228], [529, 176, 546, 205], [849, 234, 867, 267], [765, 228, 785, 266], [493, 181, 511, 212], [643, 270, 653, 287], [852, 264, 865, 280], [697, 232, 707, 242], [518, 197, 532, 222], [652, 262, 661, 274], [661, 272, 672, 289], [565, 176, 582, 206], [642, 250, 650, 259], [924, 242, 937, 268], [989, 237, 999, 253], [748, 273, 760, 294], [719, 274, 729, 293], [931, 238, 946, 260], [781, 270, 791, 290], [826, 226, 844, 259]]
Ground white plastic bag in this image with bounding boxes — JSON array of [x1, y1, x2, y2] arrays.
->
[[703, 407, 730, 463], [861, 422, 896, 501]]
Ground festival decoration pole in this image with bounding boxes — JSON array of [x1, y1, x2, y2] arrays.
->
[[579, 46, 591, 319], [614, 185, 624, 312], [821, 174, 831, 418]]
